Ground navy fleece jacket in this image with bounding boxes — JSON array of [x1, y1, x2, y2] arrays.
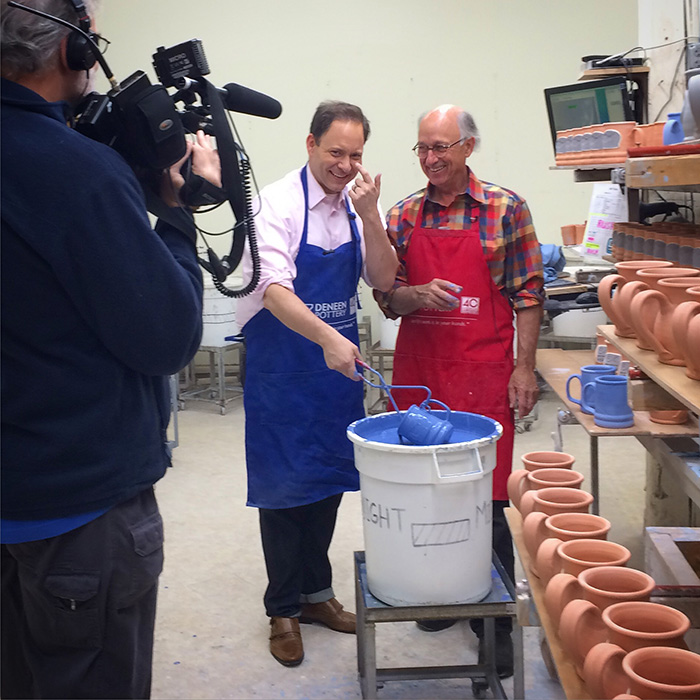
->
[[1, 79, 203, 519]]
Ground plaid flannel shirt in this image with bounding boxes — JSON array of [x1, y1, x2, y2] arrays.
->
[[376, 168, 544, 317]]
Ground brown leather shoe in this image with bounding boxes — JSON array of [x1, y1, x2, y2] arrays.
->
[[269, 617, 304, 666], [299, 598, 356, 634]]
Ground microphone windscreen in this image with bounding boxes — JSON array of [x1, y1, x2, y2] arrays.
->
[[221, 83, 282, 119]]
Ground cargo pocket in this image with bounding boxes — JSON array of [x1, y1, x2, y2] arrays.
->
[[25, 570, 102, 649], [117, 512, 164, 609]]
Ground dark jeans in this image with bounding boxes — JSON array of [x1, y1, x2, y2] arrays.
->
[[470, 500, 514, 636], [259, 493, 343, 618], [1, 488, 163, 699]]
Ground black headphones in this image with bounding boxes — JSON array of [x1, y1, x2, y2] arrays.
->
[[64, 0, 97, 71]]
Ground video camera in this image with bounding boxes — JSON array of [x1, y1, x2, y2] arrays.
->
[[72, 38, 282, 295]]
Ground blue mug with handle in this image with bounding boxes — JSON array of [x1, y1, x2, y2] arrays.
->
[[582, 375, 634, 428], [397, 400, 454, 445], [566, 364, 617, 414]]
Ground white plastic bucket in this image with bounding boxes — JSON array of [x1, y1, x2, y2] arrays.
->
[[379, 317, 401, 349], [201, 280, 238, 347], [347, 411, 502, 606]]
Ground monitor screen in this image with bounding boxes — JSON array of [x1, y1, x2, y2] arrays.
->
[[544, 77, 633, 152]]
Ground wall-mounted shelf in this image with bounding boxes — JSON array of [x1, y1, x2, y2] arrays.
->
[[625, 154, 700, 192]]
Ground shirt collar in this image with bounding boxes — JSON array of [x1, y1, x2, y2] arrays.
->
[[1, 78, 73, 124], [305, 165, 347, 211], [425, 166, 486, 206]]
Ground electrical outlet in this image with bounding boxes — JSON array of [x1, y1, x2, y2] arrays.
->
[[688, 42, 700, 71]]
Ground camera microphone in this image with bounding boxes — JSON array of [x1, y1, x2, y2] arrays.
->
[[219, 83, 282, 120]]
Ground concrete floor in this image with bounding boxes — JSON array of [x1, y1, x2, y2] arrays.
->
[[151, 382, 647, 699]]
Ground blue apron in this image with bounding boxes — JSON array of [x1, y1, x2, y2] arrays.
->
[[243, 166, 364, 509]]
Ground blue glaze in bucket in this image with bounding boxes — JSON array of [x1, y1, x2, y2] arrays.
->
[[347, 410, 503, 606], [350, 410, 499, 448]]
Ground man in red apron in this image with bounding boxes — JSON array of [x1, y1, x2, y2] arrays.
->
[[238, 102, 397, 667], [375, 104, 544, 678]]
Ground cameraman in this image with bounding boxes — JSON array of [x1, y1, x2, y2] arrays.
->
[[1, 1, 220, 697]]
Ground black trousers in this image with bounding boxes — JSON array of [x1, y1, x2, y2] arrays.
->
[[1, 488, 163, 700], [259, 493, 343, 618], [470, 500, 514, 636]]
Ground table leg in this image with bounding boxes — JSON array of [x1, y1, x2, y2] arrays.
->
[[590, 435, 599, 515], [513, 621, 525, 700], [217, 347, 226, 414]]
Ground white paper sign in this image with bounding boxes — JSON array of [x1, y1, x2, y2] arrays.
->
[[583, 183, 628, 259]]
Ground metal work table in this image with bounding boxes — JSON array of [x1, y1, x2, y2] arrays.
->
[[354, 550, 524, 699], [178, 341, 244, 415], [535, 345, 697, 514]]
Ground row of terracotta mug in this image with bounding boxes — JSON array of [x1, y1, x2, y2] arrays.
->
[[554, 121, 665, 167], [611, 221, 700, 268], [598, 260, 700, 380], [508, 451, 700, 698], [566, 364, 634, 428]]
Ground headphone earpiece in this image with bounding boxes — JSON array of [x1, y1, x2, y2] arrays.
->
[[63, 0, 97, 71], [65, 32, 96, 71]]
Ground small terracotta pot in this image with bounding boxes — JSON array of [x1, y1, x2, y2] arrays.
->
[[557, 538, 631, 577], [558, 598, 607, 677], [521, 451, 575, 471], [602, 601, 690, 653], [545, 512, 611, 542], [623, 646, 700, 699], [544, 572, 580, 626], [578, 566, 655, 611], [583, 641, 629, 700]]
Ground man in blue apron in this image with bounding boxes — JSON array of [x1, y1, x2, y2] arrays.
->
[[238, 101, 397, 667]]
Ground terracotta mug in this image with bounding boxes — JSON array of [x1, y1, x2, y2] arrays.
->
[[527, 511, 611, 578], [583, 641, 629, 699], [557, 538, 631, 577], [508, 468, 584, 511], [578, 566, 655, 611], [630, 275, 700, 364], [521, 450, 575, 471], [602, 600, 690, 653], [582, 375, 634, 429], [558, 598, 608, 677], [671, 286, 700, 378], [598, 261, 673, 337], [566, 364, 617, 414], [622, 646, 700, 699], [519, 486, 593, 520]]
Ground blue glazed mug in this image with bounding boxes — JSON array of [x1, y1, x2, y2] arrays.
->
[[566, 364, 617, 415], [397, 401, 454, 445], [582, 375, 634, 429]]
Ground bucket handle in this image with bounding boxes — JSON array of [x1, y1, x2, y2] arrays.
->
[[432, 448, 485, 483]]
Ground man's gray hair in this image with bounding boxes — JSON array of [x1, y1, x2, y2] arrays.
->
[[418, 106, 481, 150], [1, 0, 98, 80], [455, 109, 480, 149]]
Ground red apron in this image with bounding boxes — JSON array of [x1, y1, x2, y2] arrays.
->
[[392, 194, 515, 500]]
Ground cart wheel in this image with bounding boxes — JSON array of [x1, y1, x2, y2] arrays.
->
[[471, 678, 488, 698]]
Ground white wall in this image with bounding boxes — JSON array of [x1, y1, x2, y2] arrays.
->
[[96, 0, 639, 250]]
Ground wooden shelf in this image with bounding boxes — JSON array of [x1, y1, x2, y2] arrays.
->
[[598, 326, 700, 416], [536, 348, 699, 437], [506, 507, 592, 700], [579, 66, 650, 81], [625, 154, 700, 192]]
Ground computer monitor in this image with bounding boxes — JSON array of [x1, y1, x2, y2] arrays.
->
[[544, 77, 634, 152]]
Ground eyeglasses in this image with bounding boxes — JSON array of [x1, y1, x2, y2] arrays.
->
[[412, 138, 465, 157], [92, 33, 111, 54]]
